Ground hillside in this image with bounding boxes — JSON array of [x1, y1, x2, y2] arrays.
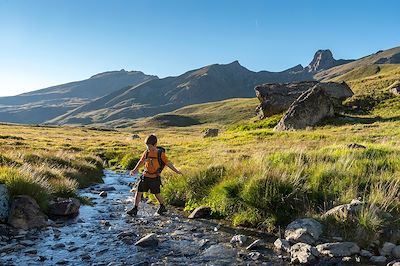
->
[[0, 70, 157, 124]]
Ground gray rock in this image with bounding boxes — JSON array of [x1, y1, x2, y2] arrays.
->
[[285, 218, 323, 244], [7, 195, 47, 229], [99, 191, 108, 197], [290, 242, 319, 264], [52, 243, 66, 249], [316, 242, 360, 257], [135, 233, 158, 247], [188, 206, 211, 219], [201, 244, 236, 260], [0, 184, 9, 223], [230, 234, 247, 246], [131, 134, 140, 139], [274, 238, 291, 253], [370, 256, 387, 264], [246, 239, 264, 250], [248, 251, 261, 260], [323, 199, 365, 220], [380, 242, 396, 256], [389, 262, 400, 266], [24, 248, 38, 254], [360, 249, 373, 258], [347, 143, 367, 149], [255, 81, 353, 118], [48, 198, 80, 216], [20, 240, 35, 246], [203, 128, 219, 138], [101, 186, 116, 191], [393, 246, 400, 258], [274, 85, 335, 131]]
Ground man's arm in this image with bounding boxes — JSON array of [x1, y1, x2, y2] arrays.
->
[[166, 161, 182, 175], [129, 160, 144, 176]]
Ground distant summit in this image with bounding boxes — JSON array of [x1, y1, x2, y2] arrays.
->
[[306, 49, 353, 72]]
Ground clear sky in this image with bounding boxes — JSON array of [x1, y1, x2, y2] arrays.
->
[[0, 0, 399, 96]]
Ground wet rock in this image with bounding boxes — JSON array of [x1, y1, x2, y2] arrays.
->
[[20, 240, 35, 246], [290, 242, 319, 264], [388, 262, 400, 266], [188, 206, 211, 219], [67, 246, 79, 252], [56, 259, 68, 265], [360, 249, 373, 258], [201, 244, 236, 260], [52, 243, 66, 249], [0, 184, 9, 223], [49, 198, 80, 217], [370, 255, 387, 264], [285, 218, 323, 244], [38, 256, 46, 262], [230, 234, 247, 246], [80, 233, 87, 238], [316, 242, 360, 257], [347, 143, 367, 149], [248, 251, 261, 260], [24, 248, 38, 255], [203, 128, 219, 138], [99, 191, 108, 197], [7, 195, 47, 230], [246, 239, 264, 250], [274, 238, 291, 252], [380, 242, 396, 256], [80, 253, 91, 261], [392, 246, 400, 258], [100, 220, 111, 226], [135, 233, 159, 247], [101, 186, 116, 191], [0, 243, 16, 253]]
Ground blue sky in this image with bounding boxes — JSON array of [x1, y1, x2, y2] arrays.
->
[[0, 0, 399, 96]]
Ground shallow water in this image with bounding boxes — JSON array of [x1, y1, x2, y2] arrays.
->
[[0, 170, 284, 266]]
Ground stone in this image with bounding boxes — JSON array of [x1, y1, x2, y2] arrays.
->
[[24, 248, 38, 254], [360, 249, 373, 258], [370, 256, 387, 264], [316, 242, 360, 257], [380, 242, 396, 256], [290, 242, 319, 264], [347, 143, 367, 149], [389, 82, 400, 96], [285, 218, 323, 244], [131, 134, 140, 139], [255, 81, 353, 118], [230, 234, 247, 246], [7, 196, 47, 230], [52, 243, 66, 249], [135, 233, 158, 247], [48, 198, 80, 216], [0, 184, 9, 223], [246, 239, 264, 250], [323, 199, 365, 220], [248, 251, 261, 260], [389, 262, 400, 266], [201, 244, 236, 260], [188, 206, 211, 219], [100, 186, 116, 191], [274, 238, 291, 253], [393, 246, 400, 258], [99, 191, 108, 197], [274, 85, 335, 131], [203, 128, 219, 138]]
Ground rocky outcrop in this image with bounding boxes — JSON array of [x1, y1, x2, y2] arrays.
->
[[305, 50, 353, 72], [203, 129, 219, 138], [255, 81, 353, 118], [7, 196, 47, 229], [274, 86, 335, 131], [0, 184, 9, 223], [48, 198, 80, 217], [285, 218, 323, 245]]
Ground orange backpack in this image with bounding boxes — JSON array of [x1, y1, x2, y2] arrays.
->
[[144, 147, 166, 175]]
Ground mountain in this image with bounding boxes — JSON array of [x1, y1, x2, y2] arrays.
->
[[48, 61, 315, 125], [305, 49, 354, 72], [0, 70, 157, 124]]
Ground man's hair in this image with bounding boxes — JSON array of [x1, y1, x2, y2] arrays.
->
[[145, 134, 157, 146]]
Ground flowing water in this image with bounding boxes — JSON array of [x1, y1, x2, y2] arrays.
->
[[0, 170, 284, 266]]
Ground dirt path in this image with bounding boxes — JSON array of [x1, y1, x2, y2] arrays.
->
[[0, 170, 285, 266]]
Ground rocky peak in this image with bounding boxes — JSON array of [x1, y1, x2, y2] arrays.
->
[[306, 49, 337, 72]]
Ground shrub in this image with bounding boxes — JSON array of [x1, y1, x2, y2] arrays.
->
[[185, 165, 225, 201], [49, 177, 79, 198], [119, 153, 140, 170]]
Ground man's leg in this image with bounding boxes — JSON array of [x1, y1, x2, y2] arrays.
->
[[155, 193, 167, 214], [127, 191, 143, 216]]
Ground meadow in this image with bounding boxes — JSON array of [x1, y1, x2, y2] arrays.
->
[[0, 64, 399, 245]]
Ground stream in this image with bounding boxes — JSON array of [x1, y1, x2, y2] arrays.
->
[[0, 170, 285, 266]]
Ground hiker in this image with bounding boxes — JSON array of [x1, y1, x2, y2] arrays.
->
[[127, 134, 182, 215]]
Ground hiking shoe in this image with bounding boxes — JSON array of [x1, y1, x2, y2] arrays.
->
[[157, 205, 167, 215], [126, 206, 138, 216]]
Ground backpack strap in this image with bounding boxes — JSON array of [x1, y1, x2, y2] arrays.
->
[[156, 147, 166, 174]]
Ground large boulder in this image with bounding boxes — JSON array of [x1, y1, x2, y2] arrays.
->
[[0, 184, 10, 223], [388, 81, 400, 96], [7, 195, 47, 229], [48, 198, 80, 217], [316, 242, 360, 257], [255, 81, 353, 118], [274, 85, 335, 131], [135, 233, 159, 247], [285, 218, 323, 245], [290, 242, 320, 264], [203, 128, 219, 138]]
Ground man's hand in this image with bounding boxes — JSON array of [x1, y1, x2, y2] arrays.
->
[[129, 169, 137, 176]]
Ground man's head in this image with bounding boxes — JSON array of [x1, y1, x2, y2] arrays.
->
[[145, 134, 157, 147]]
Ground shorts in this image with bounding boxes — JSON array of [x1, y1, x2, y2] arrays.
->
[[137, 175, 161, 194]]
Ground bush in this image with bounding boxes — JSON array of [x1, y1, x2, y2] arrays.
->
[[162, 174, 187, 207], [0, 166, 51, 210], [185, 165, 225, 201], [49, 177, 78, 198], [207, 177, 244, 216], [119, 153, 140, 170]]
